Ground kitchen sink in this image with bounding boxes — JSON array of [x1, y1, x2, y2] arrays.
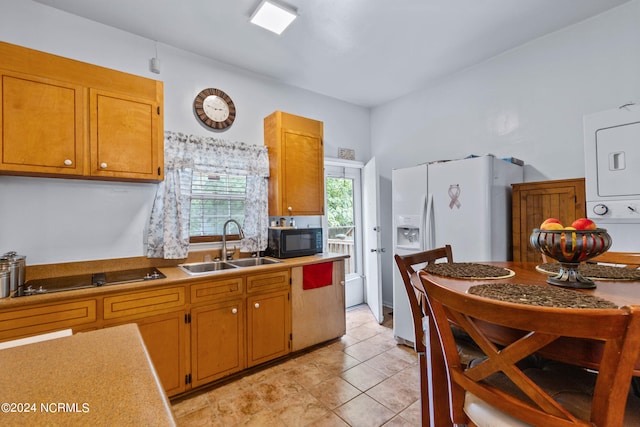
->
[[178, 261, 239, 275], [178, 257, 281, 275], [226, 257, 281, 267]]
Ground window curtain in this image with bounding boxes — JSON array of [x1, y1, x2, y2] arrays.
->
[[147, 131, 270, 259]]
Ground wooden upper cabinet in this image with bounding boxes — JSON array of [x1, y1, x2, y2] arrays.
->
[[90, 88, 161, 180], [265, 111, 324, 216], [0, 41, 163, 182], [0, 70, 85, 176], [512, 178, 586, 262]]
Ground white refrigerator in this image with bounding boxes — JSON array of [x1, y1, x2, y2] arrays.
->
[[392, 155, 523, 345]]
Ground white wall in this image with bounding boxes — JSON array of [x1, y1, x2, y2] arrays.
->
[[372, 1, 640, 305], [0, 0, 370, 265]]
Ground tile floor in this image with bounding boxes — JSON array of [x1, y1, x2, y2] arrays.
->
[[171, 304, 422, 426]]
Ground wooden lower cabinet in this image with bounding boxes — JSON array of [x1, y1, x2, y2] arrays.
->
[[0, 299, 97, 342], [190, 299, 244, 387], [0, 262, 345, 397], [247, 289, 291, 367], [134, 311, 187, 397], [102, 286, 188, 397]]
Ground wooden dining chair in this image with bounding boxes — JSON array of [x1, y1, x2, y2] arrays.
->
[[394, 245, 482, 426], [590, 251, 640, 269], [419, 273, 640, 427], [541, 251, 640, 269], [394, 246, 453, 427]]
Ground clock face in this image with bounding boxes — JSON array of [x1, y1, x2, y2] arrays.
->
[[194, 88, 236, 130], [203, 96, 229, 122]]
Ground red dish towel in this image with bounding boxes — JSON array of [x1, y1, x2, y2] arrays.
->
[[303, 262, 333, 290]]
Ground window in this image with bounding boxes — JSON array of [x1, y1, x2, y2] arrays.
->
[[189, 171, 246, 241]]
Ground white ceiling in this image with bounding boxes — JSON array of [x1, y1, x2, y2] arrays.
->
[[34, 0, 631, 107]]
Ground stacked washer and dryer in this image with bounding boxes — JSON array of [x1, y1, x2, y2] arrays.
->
[[584, 104, 640, 251]]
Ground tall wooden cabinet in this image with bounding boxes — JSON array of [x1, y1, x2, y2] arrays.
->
[[0, 41, 163, 182], [264, 111, 324, 216], [512, 178, 586, 262]]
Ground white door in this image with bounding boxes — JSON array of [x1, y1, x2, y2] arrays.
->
[[362, 158, 383, 323]]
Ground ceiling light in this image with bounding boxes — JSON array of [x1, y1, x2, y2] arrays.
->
[[250, 0, 297, 35]]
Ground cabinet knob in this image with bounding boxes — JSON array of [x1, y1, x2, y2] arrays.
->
[[64, 159, 73, 166], [231, 308, 238, 314], [254, 302, 260, 309], [288, 206, 293, 213], [100, 162, 108, 169]]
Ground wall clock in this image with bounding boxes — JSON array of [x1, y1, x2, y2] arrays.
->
[[193, 88, 236, 130]]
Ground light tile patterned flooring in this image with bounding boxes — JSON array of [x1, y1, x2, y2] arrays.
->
[[171, 304, 422, 426]]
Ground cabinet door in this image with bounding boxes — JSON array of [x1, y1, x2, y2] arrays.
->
[[191, 299, 244, 387], [134, 311, 187, 397], [89, 88, 162, 181], [512, 179, 586, 262], [282, 130, 324, 215], [0, 70, 85, 176], [247, 289, 291, 367]]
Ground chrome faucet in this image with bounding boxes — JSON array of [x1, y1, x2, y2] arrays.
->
[[222, 219, 245, 260]]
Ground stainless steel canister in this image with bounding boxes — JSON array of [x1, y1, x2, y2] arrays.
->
[[0, 267, 9, 298], [1, 251, 26, 294]]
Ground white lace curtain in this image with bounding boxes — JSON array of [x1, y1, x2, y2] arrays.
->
[[147, 131, 270, 259]]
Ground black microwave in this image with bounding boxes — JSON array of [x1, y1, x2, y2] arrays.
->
[[266, 227, 323, 258]]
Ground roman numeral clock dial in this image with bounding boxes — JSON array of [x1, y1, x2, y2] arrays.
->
[[193, 88, 236, 130]]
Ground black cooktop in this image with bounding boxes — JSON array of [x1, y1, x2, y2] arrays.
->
[[17, 267, 166, 297]]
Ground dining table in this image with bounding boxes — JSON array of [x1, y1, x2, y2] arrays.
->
[[418, 260, 640, 427]]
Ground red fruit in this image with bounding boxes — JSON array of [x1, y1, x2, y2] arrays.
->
[[540, 218, 563, 229], [571, 218, 597, 230]]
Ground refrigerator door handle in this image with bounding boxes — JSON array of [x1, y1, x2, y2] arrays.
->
[[418, 194, 427, 251], [424, 193, 434, 250]]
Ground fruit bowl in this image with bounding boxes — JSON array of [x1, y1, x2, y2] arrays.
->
[[530, 228, 612, 289]]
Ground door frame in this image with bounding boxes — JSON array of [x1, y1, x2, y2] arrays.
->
[[324, 158, 364, 308]]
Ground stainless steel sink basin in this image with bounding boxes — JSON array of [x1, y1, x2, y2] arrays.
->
[[226, 257, 281, 267], [178, 261, 239, 275], [178, 257, 281, 276]]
